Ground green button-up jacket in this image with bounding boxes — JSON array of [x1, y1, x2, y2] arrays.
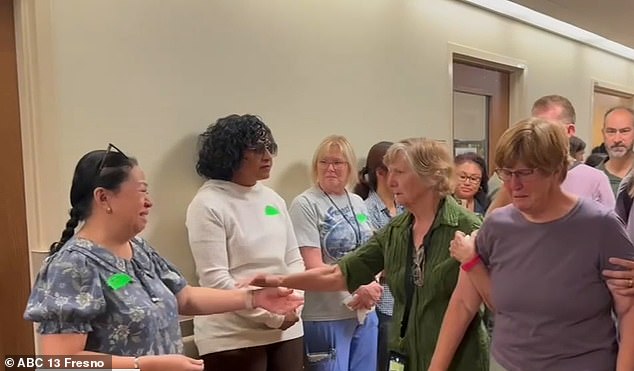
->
[[338, 197, 488, 371]]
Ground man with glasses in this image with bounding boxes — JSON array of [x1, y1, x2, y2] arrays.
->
[[488, 94, 614, 213]]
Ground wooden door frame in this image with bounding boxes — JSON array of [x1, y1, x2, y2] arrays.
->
[[453, 62, 509, 172], [447, 44, 527, 173], [0, 0, 35, 363], [589, 80, 634, 147]]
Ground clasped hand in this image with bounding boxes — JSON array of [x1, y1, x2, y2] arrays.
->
[[347, 281, 383, 310], [449, 230, 478, 264]]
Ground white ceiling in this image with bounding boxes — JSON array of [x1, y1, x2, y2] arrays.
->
[[509, 0, 634, 49]]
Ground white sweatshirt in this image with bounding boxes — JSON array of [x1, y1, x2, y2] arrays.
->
[[186, 179, 305, 354]]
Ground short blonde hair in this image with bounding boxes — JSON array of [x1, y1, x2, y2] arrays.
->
[[495, 118, 569, 180], [384, 138, 454, 197], [311, 135, 358, 188]]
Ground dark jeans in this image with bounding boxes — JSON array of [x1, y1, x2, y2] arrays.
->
[[377, 311, 392, 371], [201, 337, 304, 371]]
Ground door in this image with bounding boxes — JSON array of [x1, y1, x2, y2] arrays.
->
[[452, 61, 510, 173], [0, 0, 35, 364]]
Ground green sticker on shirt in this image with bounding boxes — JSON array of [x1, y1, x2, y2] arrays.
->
[[356, 213, 368, 223], [107, 272, 133, 290], [265, 205, 281, 216]]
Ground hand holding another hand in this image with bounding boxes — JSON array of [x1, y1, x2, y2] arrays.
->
[[253, 287, 304, 315], [602, 257, 634, 296], [449, 230, 478, 264], [238, 273, 284, 288], [348, 281, 383, 310]]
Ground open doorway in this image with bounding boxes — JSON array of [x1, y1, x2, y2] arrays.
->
[[452, 59, 513, 173]]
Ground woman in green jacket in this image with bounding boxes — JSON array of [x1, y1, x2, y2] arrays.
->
[[248, 138, 489, 371]]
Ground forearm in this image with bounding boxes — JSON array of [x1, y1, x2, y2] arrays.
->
[[105, 354, 138, 370], [617, 306, 634, 371], [281, 265, 347, 291], [466, 264, 495, 311], [178, 286, 250, 315], [182, 286, 286, 328], [429, 300, 479, 370]]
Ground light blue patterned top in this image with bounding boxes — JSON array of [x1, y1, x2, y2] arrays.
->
[[290, 187, 374, 321], [24, 237, 187, 356], [364, 191, 404, 316]]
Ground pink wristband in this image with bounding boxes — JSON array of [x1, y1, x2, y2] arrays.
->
[[461, 255, 481, 272]]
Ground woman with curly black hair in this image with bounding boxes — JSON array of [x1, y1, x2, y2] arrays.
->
[[186, 114, 305, 371]]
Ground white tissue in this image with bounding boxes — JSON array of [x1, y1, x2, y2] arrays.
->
[[342, 295, 374, 325]]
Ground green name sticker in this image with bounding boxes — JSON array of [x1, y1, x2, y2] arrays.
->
[[107, 272, 133, 290], [265, 205, 281, 216], [356, 213, 368, 224]]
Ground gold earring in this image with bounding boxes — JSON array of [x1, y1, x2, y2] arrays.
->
[[106, 207, 113, 214]]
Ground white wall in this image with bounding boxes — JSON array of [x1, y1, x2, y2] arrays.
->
[[17, 0, 634, 284]]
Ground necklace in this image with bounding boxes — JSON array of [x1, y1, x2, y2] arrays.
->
[[321, 188, 361, 246]]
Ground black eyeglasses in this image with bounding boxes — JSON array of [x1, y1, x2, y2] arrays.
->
[[96, 143, 128, 175], [247, 141, 278, 156]]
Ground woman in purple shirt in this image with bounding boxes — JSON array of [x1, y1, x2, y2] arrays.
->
[[429, 118, 634, 371]]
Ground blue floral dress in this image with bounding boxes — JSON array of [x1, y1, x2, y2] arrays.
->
[[24, 237, 187, 356]]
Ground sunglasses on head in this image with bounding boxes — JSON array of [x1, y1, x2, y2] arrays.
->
[[96, 143, 128, 175]]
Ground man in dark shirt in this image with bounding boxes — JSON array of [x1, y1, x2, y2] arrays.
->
[[596, 107, 634, 195]]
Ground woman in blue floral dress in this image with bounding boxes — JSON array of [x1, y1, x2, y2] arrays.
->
[[24, 144, 303, 371]]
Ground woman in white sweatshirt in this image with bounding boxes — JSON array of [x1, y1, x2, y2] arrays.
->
[[186, 114, 305, 371]]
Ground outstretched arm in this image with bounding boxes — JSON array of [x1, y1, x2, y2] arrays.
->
[[177, 285, 303, 316], [249, 264, 348, 292]]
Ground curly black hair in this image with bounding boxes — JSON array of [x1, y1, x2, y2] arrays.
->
[[196, 114, 276, 180]]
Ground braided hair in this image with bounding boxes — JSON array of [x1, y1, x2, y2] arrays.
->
[[49, 149, 137, 255]]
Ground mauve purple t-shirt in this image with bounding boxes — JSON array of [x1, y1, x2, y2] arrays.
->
[[478, 198, 634, 371]]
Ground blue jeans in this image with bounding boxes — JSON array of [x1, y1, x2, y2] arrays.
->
[[303, 312, 378, 371]]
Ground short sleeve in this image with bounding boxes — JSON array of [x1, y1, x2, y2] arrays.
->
[[24, 250, 106, 334], [141, 240, 188, 295], [289, 194, 321, 248], [599, 211, 634, 271], [338, 233, 385, 292], [475, 217, 493, 267]]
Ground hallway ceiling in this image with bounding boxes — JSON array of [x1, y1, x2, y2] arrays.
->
[[509, 0, 634, 48]]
